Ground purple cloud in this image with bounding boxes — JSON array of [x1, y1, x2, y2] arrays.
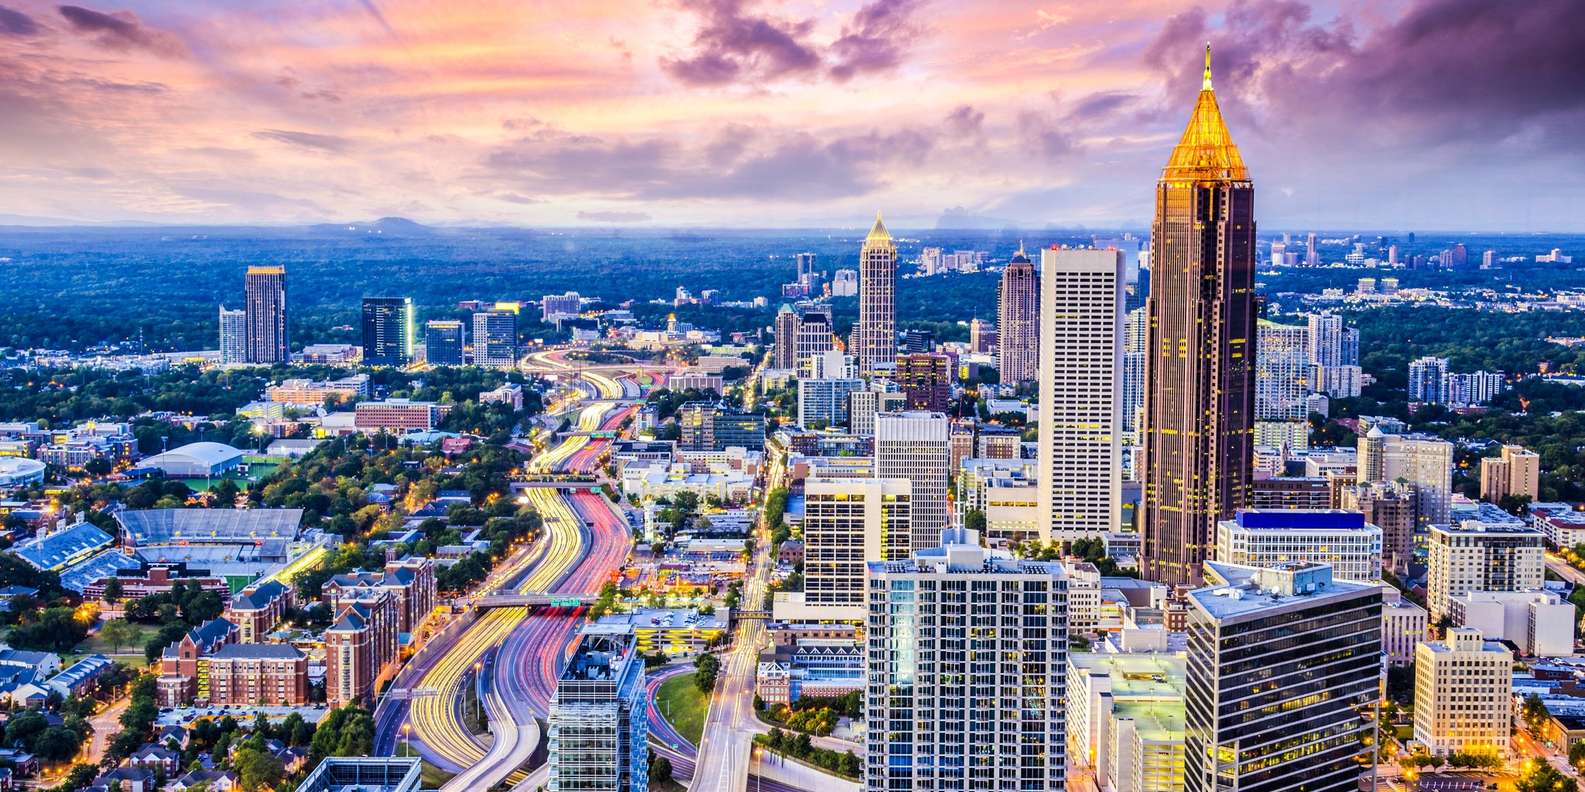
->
[[662, 0, 924, 86], [57, 5, 185, 57], [0, 4, 39, 36], [251, 129, 351, 153], [1147, 0, 1585, 151], [486, 125, 936, 201]]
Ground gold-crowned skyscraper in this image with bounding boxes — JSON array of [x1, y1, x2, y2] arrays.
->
[[1140, 46, 1258, 585], [853, 211, 897, 374]]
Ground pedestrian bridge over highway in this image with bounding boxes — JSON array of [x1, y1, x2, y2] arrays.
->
[[473, 592, 600, 609]]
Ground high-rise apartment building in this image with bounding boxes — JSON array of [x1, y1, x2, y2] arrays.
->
[[1426, 513, 1545, 621], [361, 297, 414, 366], [797, 377, 863, 429], [804, 477, 912, 608], [831, 268, 858, 297], [1413, 627, 1512, 756], [1036, 247, 1124, 541], [1187, 562, 1381, 792], [244, 265, 288, 364], [1254, 320, 1309, 420], [1480, 444, 1540, 504], [1358, 432, 1453, 526], [895, 352, 951, 412], [1408, 356, 1449, 404], [865, 530, 1068, 791], [423, 320, 464, 365], [996, 244, 1039, 386], [854, 212, 897, 374], [874, 411, 949, 556], [1140, 50, 1257, 585], [218, 306, 246, 365], [541, 291, 582, 321], [969, 318, 997, 355], [547, 628, 648, 792], [471, 311, 517, 369], [773, 305, 800, 370]]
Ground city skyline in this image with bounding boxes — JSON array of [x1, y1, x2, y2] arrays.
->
[[1, 0, 1582, 231]]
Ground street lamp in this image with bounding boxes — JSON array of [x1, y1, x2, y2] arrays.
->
[[402, 722, 411, 756]]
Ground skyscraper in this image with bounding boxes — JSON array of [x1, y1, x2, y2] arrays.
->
[[424, 320, 464, 366], [794, 308, 834, 371], [471, 311, 517, 369], [874, 411, 949, 556], [361, 297, 414, 366], [772, 305, 800, 370], [218, 305, 246, 365], [996, 244, 1039, 386], [865, 530, 1068, 791], [894, 352, 951, 412], [1305, 231, 1318, 266], [1036, 247, 1124, 541], [1139, 47, 1257, 585], [244, 265, 288, 364], [854, 212, 897, 374], [1186, 562, 1381, 792]]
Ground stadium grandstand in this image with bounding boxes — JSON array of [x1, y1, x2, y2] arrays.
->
[[116, 508, 304, 561]]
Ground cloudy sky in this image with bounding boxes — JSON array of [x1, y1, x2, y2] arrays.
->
[[1, 0, 1581, 230]]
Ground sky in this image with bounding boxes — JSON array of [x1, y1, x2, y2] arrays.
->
[[1, 0, 1582, 230]]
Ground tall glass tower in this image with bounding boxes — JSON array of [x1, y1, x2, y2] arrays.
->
[[1140, 46, 1257, 585], [854, 211, 897, 374]]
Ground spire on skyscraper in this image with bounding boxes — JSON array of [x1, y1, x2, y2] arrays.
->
[[866, 210, 891, 243], [1163, 43, 1248, 183]]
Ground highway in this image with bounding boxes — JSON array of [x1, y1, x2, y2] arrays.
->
[[375, 366, 647, 788]]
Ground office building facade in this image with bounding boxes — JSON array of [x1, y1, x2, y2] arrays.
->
[[854, 213, 897, 374], [1213, 509, 1382, 582], [804, 477, 912, 607], [1037, 247, 1124, 541], [895, 352, 952, 412], [874, 411, 950, 556], [424, 320, 464, 365], [361, 297, 414, 366], [1139, 51, 1257, 585], [244, 265, 289, 364], [218, 306, 246, 365], [548, 629, 648, 792], [1186, 562, 1382, 792], [1413, 627, 1512, 756], [471, 310, 517, 369], [997, 245, 1039, 386]]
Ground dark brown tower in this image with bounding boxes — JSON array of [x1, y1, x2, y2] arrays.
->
[[1140, 47, 1257, 585]]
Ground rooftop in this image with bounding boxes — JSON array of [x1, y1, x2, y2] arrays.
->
[[1230, 509, 1369, 531], [1192, 561, 1378, 622]]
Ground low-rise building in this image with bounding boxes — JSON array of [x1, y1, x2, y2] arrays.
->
[[1449, 589, 1575, 657]]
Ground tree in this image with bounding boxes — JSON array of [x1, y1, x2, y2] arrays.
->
[[102, 577, 124, 603], [99, 618, 140, 653], [1518, 764, 1579, 792], [963, 509, 986, 535], [694, 653, 721, 692], [1522, 692, 1550, 733], [1570, 739, 1585, 771], [648, 754, 674, 785], [234, 745, 285, 792]]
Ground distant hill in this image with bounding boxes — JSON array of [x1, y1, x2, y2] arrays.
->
[[308, 216, 436, 236]]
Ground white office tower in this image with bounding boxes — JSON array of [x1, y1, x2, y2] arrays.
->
[[1413, 627, 1512, 756], [805, 349, 857, 379], [1187, 562, 1382, 792], [1357, 432, 1454, 526], [1213, 510, 1383, 582], [1036, 247, 1124, 542], [875, 411, 950, 555], [1067, 653, 1186, 792], [1426, 513, 1545, 621], [866, 529, 1068, 791], [848, 384, 905, 436], [547, 628, 648, 792], [803, 477, 912, 610], [1254, 320, 1309, 420], [218, 306, 247, 365]]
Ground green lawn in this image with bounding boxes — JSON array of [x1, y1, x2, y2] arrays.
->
[[395, 743, 455, 788], [655, 672, 710, 747]]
